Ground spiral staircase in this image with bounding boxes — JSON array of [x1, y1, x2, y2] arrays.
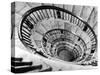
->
[[14, 2, 97, 65]]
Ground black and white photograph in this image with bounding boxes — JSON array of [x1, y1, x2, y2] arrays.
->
[[11, 1, 98, 73]]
